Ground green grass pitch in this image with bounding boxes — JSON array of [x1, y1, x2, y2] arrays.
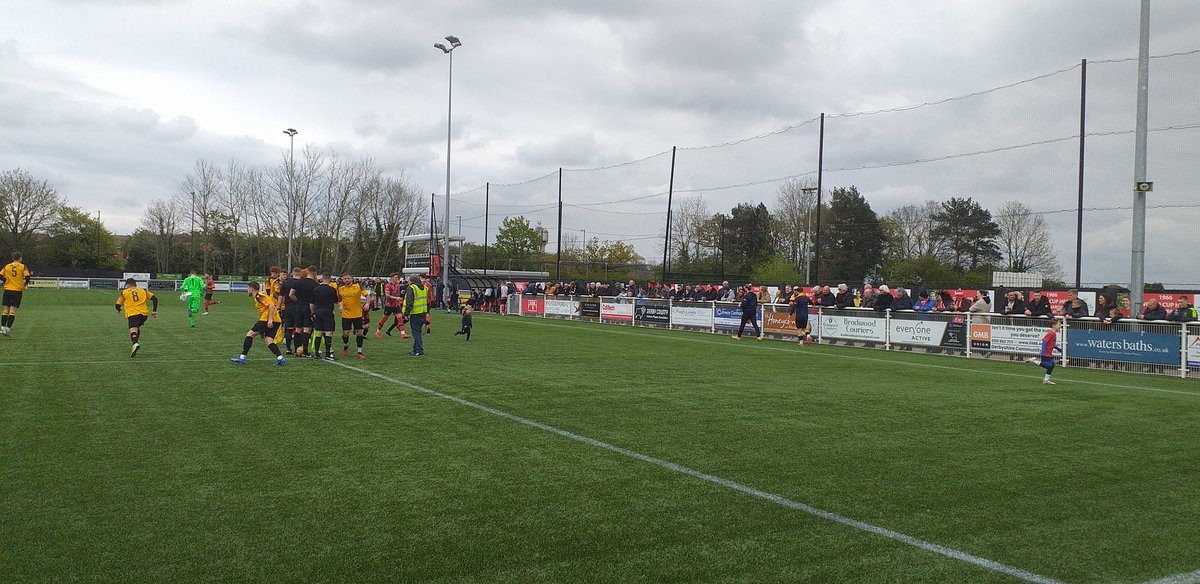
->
[[2, 290, 1199, 583]]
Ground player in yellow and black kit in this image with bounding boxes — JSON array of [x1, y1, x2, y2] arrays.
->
[[115, 278, 158, 357], [1, 251, 32, 336], [338, 273, 367, 359], [230, 281, 286, 366]]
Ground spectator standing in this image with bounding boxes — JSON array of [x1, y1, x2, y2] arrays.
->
[[969, 291, 991, 314], [1001, 291, 1027, 317], [1137, 297, 1168, 321], [892, 287, 913, 311], [1061, 289, 1089, 319], [1025, 290, 1052, 317], [835, 284, 853, 309], [914, 291, 937, 312], [873, 285, 893, 313], [1169, 296, 1197, 322]]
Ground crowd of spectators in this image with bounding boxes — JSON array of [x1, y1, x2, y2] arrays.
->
[[500, 279, 1198, 323]]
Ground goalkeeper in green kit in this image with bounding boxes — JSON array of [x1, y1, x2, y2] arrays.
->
[[180, 270, 205, 327]]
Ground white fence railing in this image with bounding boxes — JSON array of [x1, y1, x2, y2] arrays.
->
[[507, 295, 1200, 379]]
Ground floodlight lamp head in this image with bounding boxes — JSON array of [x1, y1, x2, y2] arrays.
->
[[434, 43, 449, 53], [283, 128, 298, 136], [445, 35, 461, 47]]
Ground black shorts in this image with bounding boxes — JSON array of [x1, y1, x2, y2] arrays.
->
[[795, 315, 809, 329], [289, 304, 312, 328], [2, 290, 22, 308], [313, 309, 335, 332], [383, 305, 401, 316], [127, 314, 148, 329], [342, 317, 364, 331], [250, 320, 281, 337], [204, 292, 213, 301]]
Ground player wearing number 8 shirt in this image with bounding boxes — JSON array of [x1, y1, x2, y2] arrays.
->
[[116, 278, 158, 357], [1, 251, 32, 336]]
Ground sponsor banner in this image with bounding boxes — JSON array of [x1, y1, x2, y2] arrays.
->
[[213, 282, 232, 292], [714, 307, 761, 331], [521, 296, 544, 316], [634, 300, 670, 325], [987, 323, 1045, 354], [1067, 328, 1180, 366], [59, 279, 90, 289], [940, 315, 967, 348], [89, 278, 118, 290], [217, 275, 244, 281], [123, 272, 151, 281], [155, 273, 182, 280], [763, 309, 794, 333], [544, 298, 579, 317], [889, 319, 948, 347], [670, 304, 712, 328], [819, 313, 886, 342], [148, 280, 177, 290], [514, 281, 529, 293], [1188, 335, 1200, 368], [601, 301, 634, 322], [580, 297, 601, 319], [229, 282, 249, 293], [27, 278, 58, 289]]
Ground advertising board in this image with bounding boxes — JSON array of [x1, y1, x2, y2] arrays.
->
[[670, 303, 712, 328], [1067, 328, 1180, 366], [601, 301, 634, 322], [634, 300, 670, 325]]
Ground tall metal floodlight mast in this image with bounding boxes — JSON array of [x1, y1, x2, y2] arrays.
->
[[1129, 0, 1150, 315], [283, 127, 298, 272], [435, 35, 461, 307]]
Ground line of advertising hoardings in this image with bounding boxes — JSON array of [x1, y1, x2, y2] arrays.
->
[[509, 295, 1200, 376]]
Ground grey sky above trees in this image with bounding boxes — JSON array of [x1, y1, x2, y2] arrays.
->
[[3, 1, 1199, 284]]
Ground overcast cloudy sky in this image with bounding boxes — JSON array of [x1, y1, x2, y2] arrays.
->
[[3, 0, 1198, 285]]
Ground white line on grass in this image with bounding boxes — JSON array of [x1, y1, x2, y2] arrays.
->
[[331, 360, 1062, 584], [1141, 568, 1200, 584], [498, 316, 1200, 399], [0, 357, 274, 366]]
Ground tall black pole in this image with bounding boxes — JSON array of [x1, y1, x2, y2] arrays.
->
[[555, 167, 563, 281], [662, 146, 676, 284], [719, 213, 725, 280], [814, 113, 825, 285], [1075, 59, 1087, 289], [483, 182, 489, 276]]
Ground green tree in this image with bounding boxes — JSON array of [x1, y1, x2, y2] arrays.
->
[[44, 206, 123, 270], [930, 197, 1000, 273], [821, 186, 883, 284], [723, 202, 774, 275], [751, 255, 803, 285], [0, 168, 64, 253], [492, 216, 542, 262], [878, 254, 959, 288]]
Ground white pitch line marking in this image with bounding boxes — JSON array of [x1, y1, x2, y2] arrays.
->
[[331, 360, 1062, 584], [1140, 568, 1200, 584]]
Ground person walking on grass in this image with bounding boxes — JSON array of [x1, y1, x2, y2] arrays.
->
[[732, 283, 762, 341], [1026, 318, 1061, 385], [1, 251, 32, 336]]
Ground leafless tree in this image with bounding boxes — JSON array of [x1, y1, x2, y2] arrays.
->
[[881, 200, 941, 262], [356, 172, 425, 275], [996, 200, 1062, 278], [670, 195, 711, 262], [0, 168, 64, 253], [179, 158, 223, 272], [139, 198, 183, 273], [771, 178, 818, 269]]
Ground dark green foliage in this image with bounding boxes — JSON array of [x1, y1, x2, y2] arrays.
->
[[930, 197, 1001, 273], [821, 186, 883, 283]]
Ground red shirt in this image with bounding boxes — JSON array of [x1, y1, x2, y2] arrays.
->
[[1041, 330, 1057, 358], [204, 278, 215, 293], [384, 282, 404, 307]]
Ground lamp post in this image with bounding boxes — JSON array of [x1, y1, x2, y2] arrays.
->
[[282, 128, 298, 271], [801, 186, 818, 284], [435, 35, 461, 307]]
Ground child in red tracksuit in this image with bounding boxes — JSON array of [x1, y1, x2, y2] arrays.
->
[[1027, 319, 1061, 385]]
